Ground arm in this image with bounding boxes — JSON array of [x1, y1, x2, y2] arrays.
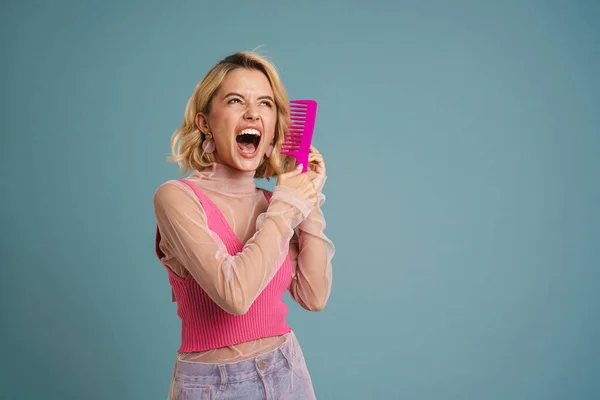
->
[[288, 146, 335, 311], [153, 179, 314, 316], [289, 193, 335, 311]]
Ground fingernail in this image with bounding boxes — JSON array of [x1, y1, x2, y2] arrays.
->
[[297, 164, 303, 169]]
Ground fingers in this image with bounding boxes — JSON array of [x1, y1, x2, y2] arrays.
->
[[308, 152, 322, 161], [309, 146, 324, 163], [297, 172, 318, 203], [279, 163, 304, 179], [308, 147, 324, 164], [308, 153, 325, 174], [308, 154, 323, 166], [291, 173, 317, 206]]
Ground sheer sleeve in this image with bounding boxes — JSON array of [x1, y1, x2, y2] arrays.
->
[[153, 181, 314, 316], [288, 191, 335, 311]]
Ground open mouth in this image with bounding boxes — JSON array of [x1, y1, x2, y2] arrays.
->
[[236, 128, 261, 154]]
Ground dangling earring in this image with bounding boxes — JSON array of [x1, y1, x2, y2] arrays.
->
[[202, 132, 215, 153], [265, 143, 274, 158]]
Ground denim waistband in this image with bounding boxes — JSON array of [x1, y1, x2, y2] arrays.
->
[[174, 332, 301, 386]]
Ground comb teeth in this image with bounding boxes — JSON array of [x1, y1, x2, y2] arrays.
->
[[281, 100, 318, 172], [289, 100, 313, 126]]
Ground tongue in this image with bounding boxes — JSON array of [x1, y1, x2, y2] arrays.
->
[[237, 142, 256, 154]]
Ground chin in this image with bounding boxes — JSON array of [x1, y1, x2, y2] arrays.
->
[[221, 153, 261, 173], [236, 159, 263, 172], [235, 145, 267, 171]]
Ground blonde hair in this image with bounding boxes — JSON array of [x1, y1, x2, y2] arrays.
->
[[168, 51, 293, 178]]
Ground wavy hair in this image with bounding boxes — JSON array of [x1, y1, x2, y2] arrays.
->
[[168, 51, 293, 178]]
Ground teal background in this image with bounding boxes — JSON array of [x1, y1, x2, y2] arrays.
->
[[1, 1, 599, 399]]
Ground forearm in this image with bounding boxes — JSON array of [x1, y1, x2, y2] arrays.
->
[[154, 183, 313, 315], [290, 204, 334, 311]]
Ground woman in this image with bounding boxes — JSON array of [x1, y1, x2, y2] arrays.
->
[[153, 51, 334, 399]]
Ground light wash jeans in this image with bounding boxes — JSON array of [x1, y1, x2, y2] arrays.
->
[[168, 332, 316, 399]]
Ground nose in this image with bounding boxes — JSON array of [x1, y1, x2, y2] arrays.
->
[[244, 104, 260, 121]]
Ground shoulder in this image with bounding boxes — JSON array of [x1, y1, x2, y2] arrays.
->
[[153, 180, 196, 209]]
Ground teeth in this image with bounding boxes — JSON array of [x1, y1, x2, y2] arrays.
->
[[238, 128, 261, 136]]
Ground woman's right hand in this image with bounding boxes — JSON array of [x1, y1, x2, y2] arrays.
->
[[276, 164, 318, 208]]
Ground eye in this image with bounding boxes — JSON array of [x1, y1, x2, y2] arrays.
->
[[260, 100, 273, 108], [228, 98, 242, 104]]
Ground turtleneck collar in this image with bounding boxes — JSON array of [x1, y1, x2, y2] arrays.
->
[[188, 163, 257, 195]]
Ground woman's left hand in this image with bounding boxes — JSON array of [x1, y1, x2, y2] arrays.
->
[[307, 145, 326, 193]]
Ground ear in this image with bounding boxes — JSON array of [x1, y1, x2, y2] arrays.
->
[[195, 112, 210, 133]]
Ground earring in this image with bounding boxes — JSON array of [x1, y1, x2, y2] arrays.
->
[[265, 144, 274, 158], [202, 132, 215, 153]]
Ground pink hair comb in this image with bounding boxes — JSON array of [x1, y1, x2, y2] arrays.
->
[[281, 99, 318, 173]]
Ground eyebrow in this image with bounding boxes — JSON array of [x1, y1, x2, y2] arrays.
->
[[223, 92, 275, 103]]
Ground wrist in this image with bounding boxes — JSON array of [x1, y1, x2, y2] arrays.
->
[[271, 186, 314, 219], [314, 175, 327, 193]]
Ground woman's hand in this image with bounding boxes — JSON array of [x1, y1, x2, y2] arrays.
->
[[307, 145, 326, 193], [276, 163, 318, 207]]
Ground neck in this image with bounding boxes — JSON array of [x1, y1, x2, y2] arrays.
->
[[190, 162, 256, 195]]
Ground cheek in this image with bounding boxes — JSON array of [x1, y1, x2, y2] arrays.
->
[[264, 112, 277, 139], [209, 111, 234, 135], [265, 125, 277, 145]]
